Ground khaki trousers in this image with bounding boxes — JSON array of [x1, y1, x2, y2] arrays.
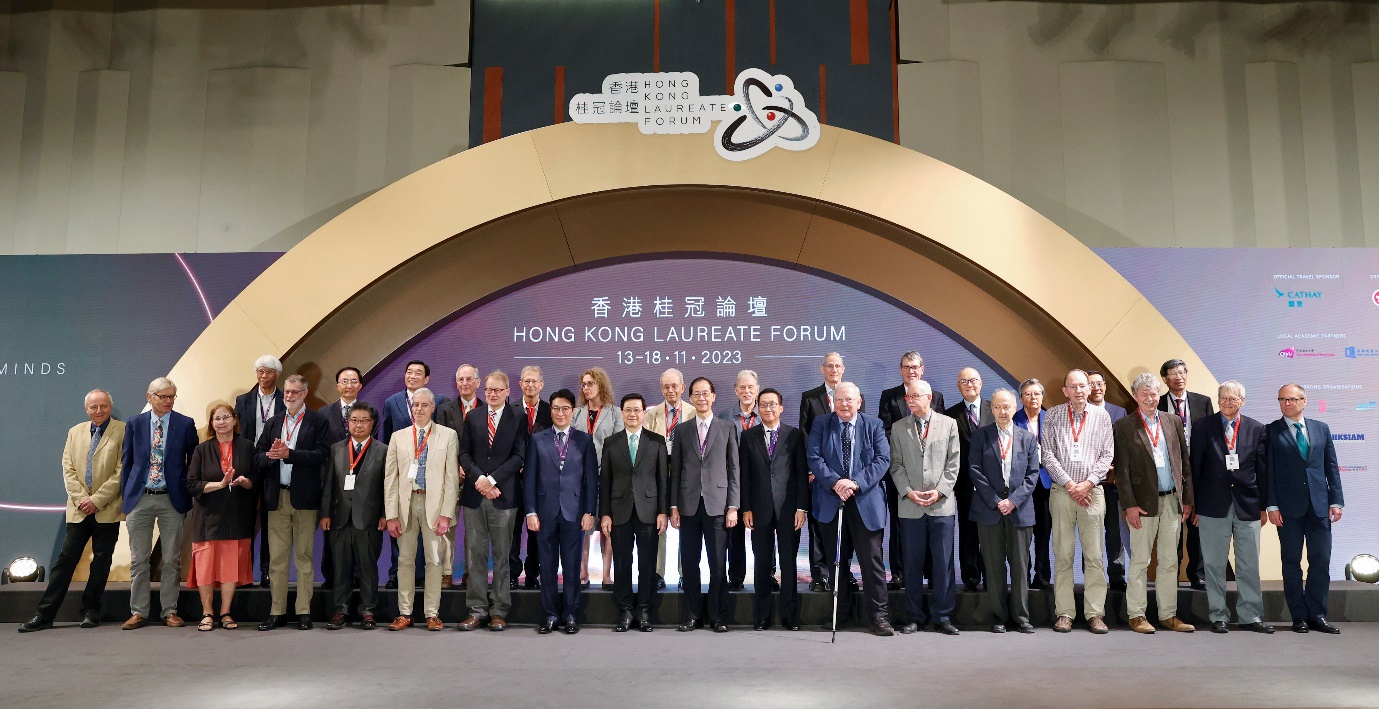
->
[[1126, 494, 1181, 620], [398, 493, 444, 618], [268, 489, 316, 615], [1051, 484, 1107, 620]]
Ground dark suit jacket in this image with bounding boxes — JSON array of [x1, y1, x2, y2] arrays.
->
[[255, 408, 332, 512], [599, 429, 668, 525], [945, 397, 996, 484], [1112, 410, 1193, 517], [878, 384, 945, 434], [316, 400, 355, 445], [515, 399, 553, 435], [807, 412, 890, 531], [121, 410, 200, 514], [739, 423, 809, 525], [1191, 414, 1268, 520], [321, 437, 387, 530], [798, 383, 865, 437], [669, 416, 740, 517], [185, 437, 260, 542], [459, 403, 530, 510], [1265, 417, 1343, 518], [967, 424, 1040, 527], [525, 427, 598, 523], [234, 386, 283, 444], [1159, 392, 1215, 431], [382, 389, 451, 444]]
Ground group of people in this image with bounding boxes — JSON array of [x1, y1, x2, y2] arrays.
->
[[18, 351, 1345, 639]]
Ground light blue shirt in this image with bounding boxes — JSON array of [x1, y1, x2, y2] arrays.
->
[[146, 411, 171, 490], [279, 408, 305, 486], [1141, 411, 1173, 493]]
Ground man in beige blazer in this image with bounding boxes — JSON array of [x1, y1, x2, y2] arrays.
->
[[20, 389, 126, 632], [642, 367, 696, 587], [384, 388, 460, 631], [887, 380, 962, 635]]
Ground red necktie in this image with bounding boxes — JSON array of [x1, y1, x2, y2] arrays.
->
[[488, 410, 498, 446], [527, 405, 536, 433]]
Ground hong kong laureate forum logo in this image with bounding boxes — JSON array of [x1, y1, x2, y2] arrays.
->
[[570, 68, 821, 162]]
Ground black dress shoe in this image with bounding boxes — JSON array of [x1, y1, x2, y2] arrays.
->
[[385, 577, 398, 590], [538, 618, 556, 634], [638, 609, 653, 632], [614, 611, 633, 633], [80, 614, 100, 629], [962, 581, 978, 593], [297, 615, 313, 630], [713, 621, 729, 633], [1210, 621, 1229, 634], [783, 619, 801, 631], [727, 581, 745, 592], [887, 577, 904, 591], [509, 580, 520, 591], [808, 581, 826, 593], [899, 622, 919, 634], [766, 577, 780, 592], [844, 577, 861, 591], [1109, 579, 1128, 592], [563, 617, 580, 634], [991, 624, 1006, 634], [18, 615, 52, 633], [1307, 617, 1341, 634], [1029, 578, 1049, 590], [258, 615, 287, 631], [261, 577, 271, 590], [524, 579, 540, 590], [1189, 580, 1206, 591], [1239, 621, 1276, 634], [677, 616, 701, 632], [656, 576, 666, 590], [1015, 622, 1036, 634], [936, 621, 960, 636], [1291, 620, 1309, 633], [871, 619, 896, 637], [753, 619, 769, 631]]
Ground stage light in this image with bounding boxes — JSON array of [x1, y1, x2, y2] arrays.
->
[[1347, 554, 1379, 584], [2, 557, 43, 584]]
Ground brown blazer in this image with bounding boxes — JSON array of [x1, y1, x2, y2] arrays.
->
[[61, 419, 126, 523], [1112, 410, 1193, 518]]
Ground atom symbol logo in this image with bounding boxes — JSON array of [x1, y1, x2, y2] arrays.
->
[[722, 78, 810, 152], [714, 69, 820, 161]]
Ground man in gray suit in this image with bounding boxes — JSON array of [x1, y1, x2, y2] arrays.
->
[[889, 380, 961, 634], [968, 389, 1040, 634], [670, 377, 740, 633], [321, 402, 388, 630]]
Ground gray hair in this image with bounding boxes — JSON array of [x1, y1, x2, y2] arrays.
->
[[1218, 380, 1246, 399], [1280, 382, 1306, 397], [146, 377, 176, 395], [412, 387, 436, 404], [85, 388, 112, 406], [660, 367, 684, 385], [905, 380, 932, 396], [519, 365, 543, 380], [254, 354, 283, 373], [735, 369, 759, 385], [1018, 378, 1045, 396], [284, 374, 308, 389], [1130, 372, 1160, 396], [835, 382, 861, 400], [900, 350, 923, 366], [990, 387, 1017, 404], [822, 352, 843, 365]]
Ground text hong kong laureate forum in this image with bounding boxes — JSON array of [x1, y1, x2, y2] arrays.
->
[[513, 323, 848, 344]]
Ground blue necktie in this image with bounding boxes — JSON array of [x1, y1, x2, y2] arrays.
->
[[85, 425, 101, 488], [841, 421, 853, 478], [1294, 422, 1309, 460]]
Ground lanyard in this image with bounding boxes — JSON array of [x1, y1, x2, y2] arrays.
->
[[348, 438, 371, 472], [412, 424, 430, 460], [739, 412, 755, 431], [998, 428, 1013, 460], [1224, 416, 1241, 452], [1067, 407, 1088, 443], [915, 417, 931, 446], [667, 403, 680, 430], [1139, 411, 1161, 448], [259, 393, 274, 423], [555, 430, 568, 463], [282, 408, 304, 442]]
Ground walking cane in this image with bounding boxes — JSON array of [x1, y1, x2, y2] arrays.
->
[[831, 499, 845, 644]]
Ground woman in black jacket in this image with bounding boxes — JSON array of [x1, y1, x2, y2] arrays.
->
[[186, 401, 259, 630]]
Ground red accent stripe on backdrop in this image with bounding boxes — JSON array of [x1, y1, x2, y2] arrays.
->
[[554, 66, 566, 124], [483, 67, 504, 143], [725, 0, 737, 91], [653, 0, 661, 71], [850, 0, 869, 65], [769, 0, 777, 65], [819, 64, 827, 124]]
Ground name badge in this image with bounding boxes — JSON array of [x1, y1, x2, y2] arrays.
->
[[1225, 453, 1240, 471], [1152, 447, 1165, 467], [344, 473, 356, 491], [1069, 442, 1082, 462], [407, 463, 419, 481]]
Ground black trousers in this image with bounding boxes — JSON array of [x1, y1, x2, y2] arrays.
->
[[329, 524, 381, 615], [257, 505, 271, 581], [753, 511, 801, 623], [537, 515, 584, 621], [884, 474, 904, 580], [1031, 484, 1052, 586], [1179, 519, 1203, 584], [509, 478, 540, 583], [813, 511, 858, 587], [679, 506, 728, 623], [611, 511, 658, 611], [831, 502, 888, 624], [1103, 484, 1126, 583], [36, 518, 119, 620], [954, 470, 982, 587], [320, 529, 334, 586], [727, 523, 746, 585]]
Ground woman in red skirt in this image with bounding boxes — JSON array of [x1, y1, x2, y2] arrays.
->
[[186, 401, 259, 630]]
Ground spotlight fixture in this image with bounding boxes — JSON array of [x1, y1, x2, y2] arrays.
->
[[1346, 554, 1379, 584], [2, 557, 44, 584]]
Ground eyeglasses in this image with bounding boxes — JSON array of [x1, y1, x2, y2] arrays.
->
[[900, 365, 922, 371], [958, 378, 981, 386], [1220, 396, 1243, 404], [1278, 397, 1305, 404], [151, 393, 177, 402], [487, 387, 509, 393], [622, 407, 644, 414], [757, 401, 781, 409], [255, 368, 277, 376], [690, 391, 712, 399], [520, 379, 542, 385], [337, 378, 360, 385], [580, 381, 597, 388], [550, 405, 574, 413], [348, 417, 374, 425], [904, 394, 930, 401], [284, 389, 306, 396], [211, 415, 235, 423]]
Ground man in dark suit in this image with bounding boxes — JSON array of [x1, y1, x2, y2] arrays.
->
[[600, 393, 668, 632], [321, 402, 387, 630], [1190, 380, 1273, 634], [255, 374, 332, 631], [799, 352, 859, 592], [315, 365, 364, 590], [234, 355, 284, 587], [119, 377, 199, 630], [526, 388, 598, 634], [718, 370, 762, 591], [456, 370, 529, 631], [1266, 383, 1344, 634], [944, 367, 995, 592], [1158, 359, 1214, 590], [510, 365, 553, 589], [877, 351, 945, 590], [808, 382, 894, 636], [670, 377, 740, 633], [1087, 370, 1129, 590], [432, 364, 478, 590], [740, 388, 808, 631], [969, 389, 1041, 634]]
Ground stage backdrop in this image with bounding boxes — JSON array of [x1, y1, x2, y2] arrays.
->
[[0, 250, 1374, 581]]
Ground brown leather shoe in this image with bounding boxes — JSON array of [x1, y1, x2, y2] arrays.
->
[[163, 613, 185, 628], [426, 616, 444, 631], [388, 616, 413, 631], [455, 615, 482, 631], [1162, 617, 1195, 633], [441, 574, 453, 590], [121, 613, 146, 630], [489, 615, 507, 631], [1053, 615, 1073, 633], [1088, 616, 1109, 634], [1129, 616, 1155, 634]]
